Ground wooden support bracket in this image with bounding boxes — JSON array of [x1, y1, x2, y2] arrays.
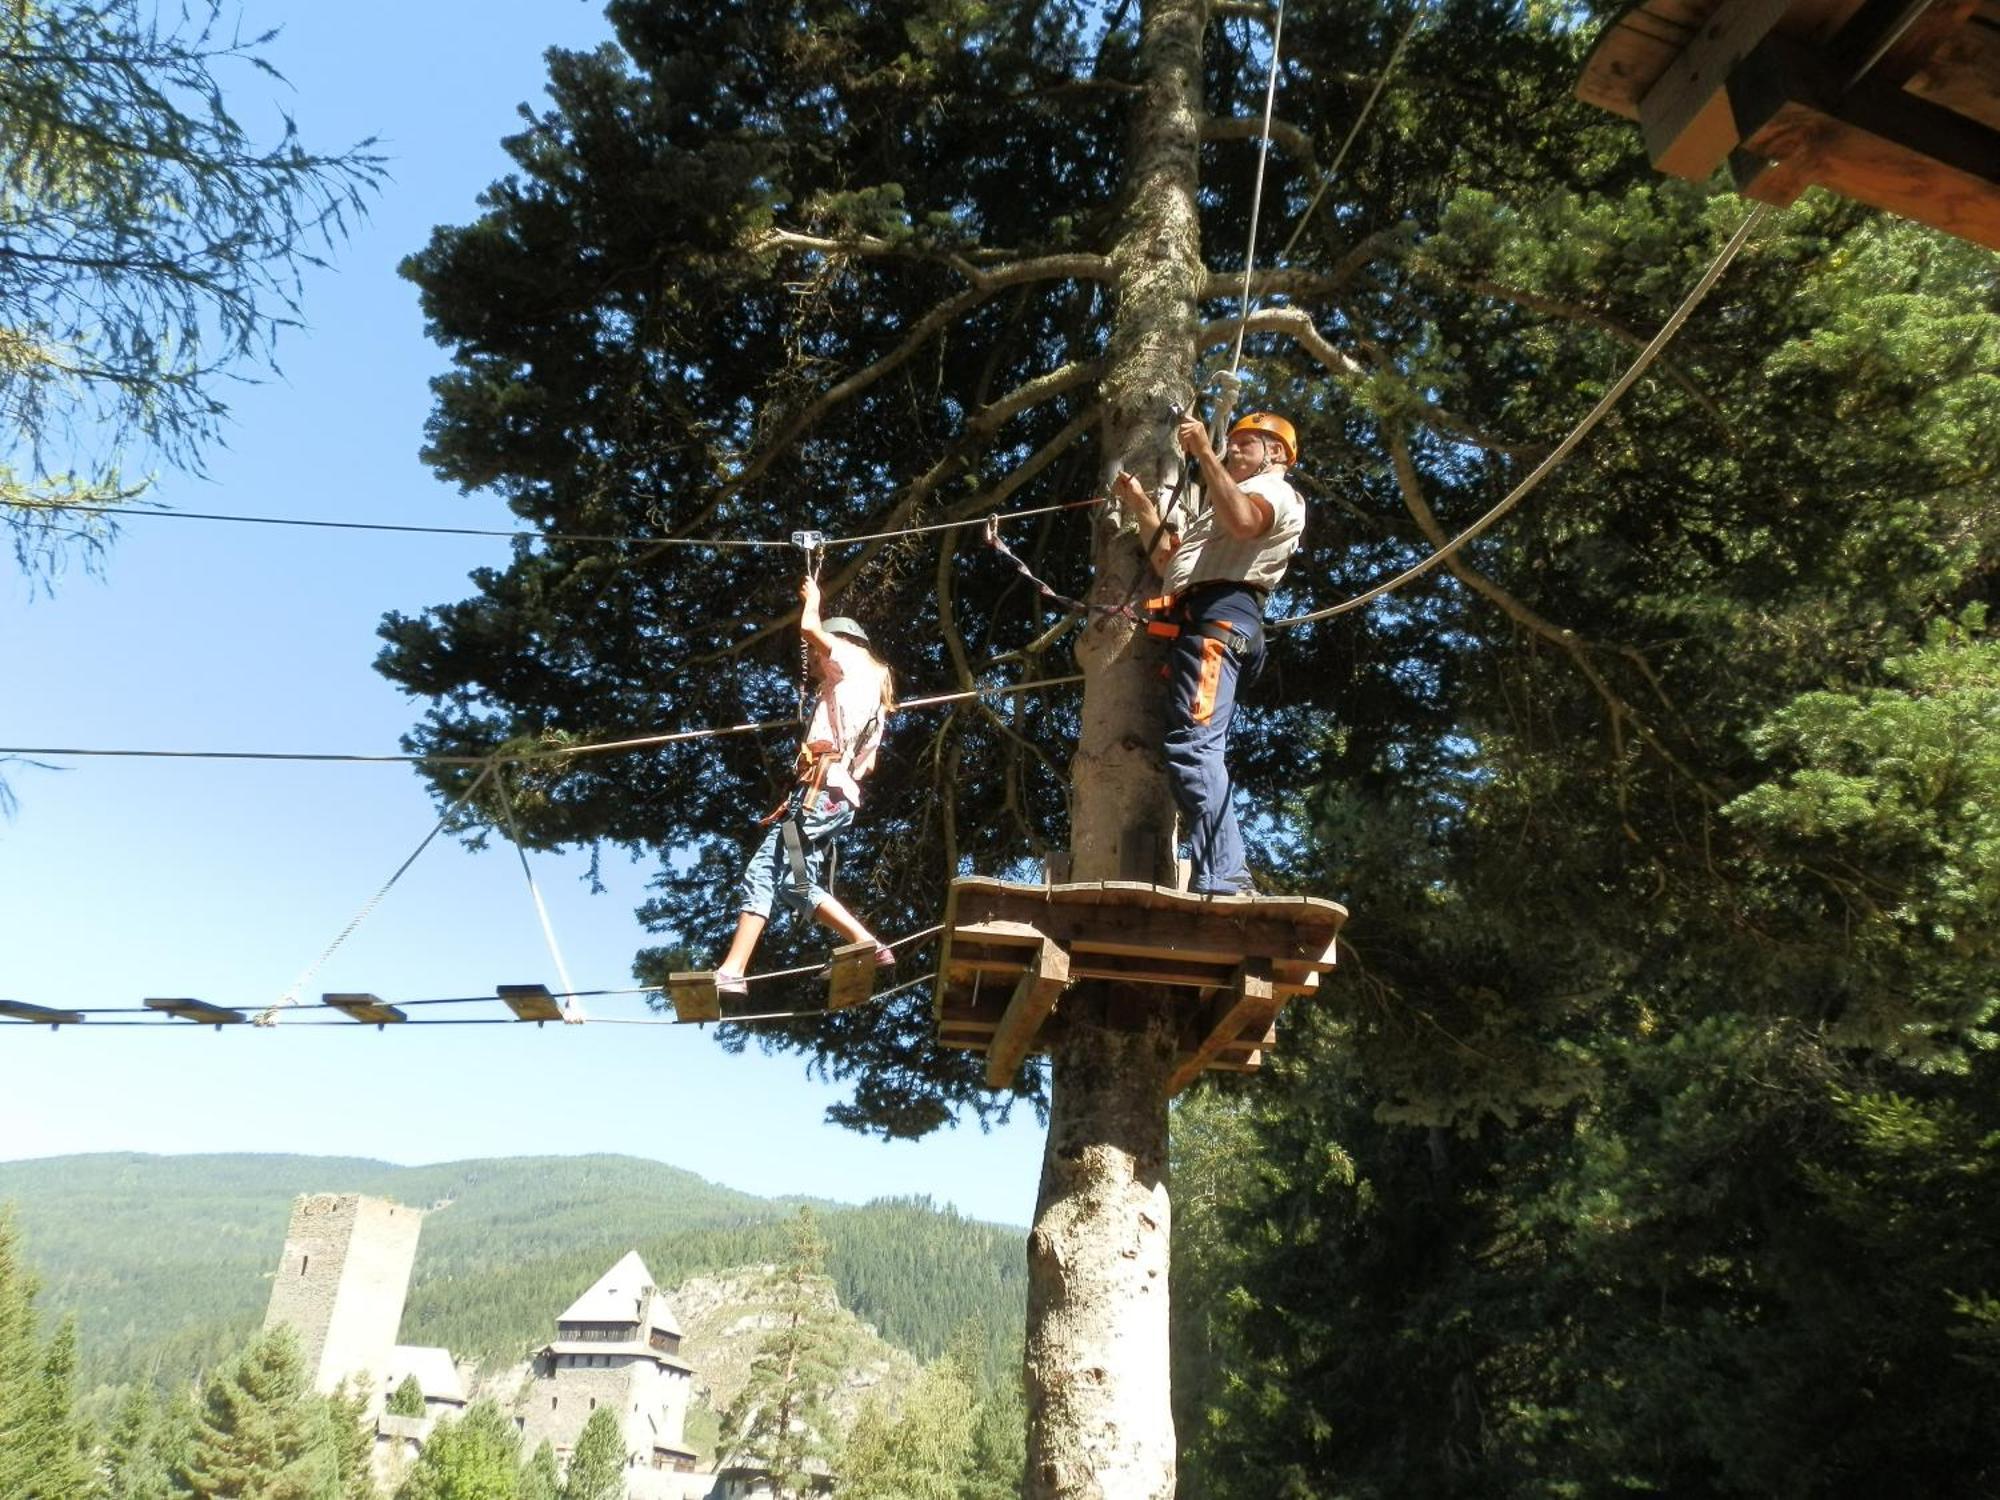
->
[[1728, 34, 2000, 245], [1637, 0, 1795, 176], [498, 984, 564, 1023], [322, 993, 407, 1026], [983, 936, 1069, 1088], [0, 1000, 84, 1027], [827, 941, 878, 1011], [144, 997, 245, 1027], [667, 972, 720, 1024], [1165, 958, 1278, 1098]]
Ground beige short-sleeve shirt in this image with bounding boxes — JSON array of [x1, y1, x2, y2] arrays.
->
[[1160, 470, 1304, 597]]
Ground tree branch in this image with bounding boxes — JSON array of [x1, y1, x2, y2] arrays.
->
[[1387, 429, 1722, 806], [1200, 115, 1317, 169]]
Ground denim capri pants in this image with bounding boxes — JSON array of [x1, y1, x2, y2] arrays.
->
[[739, 793, 856, 920]]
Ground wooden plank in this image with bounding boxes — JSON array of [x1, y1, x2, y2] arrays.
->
[[947, 948, 1320, 997], [826, 940, 878, 1011], [143, 997, 245, 1026], [498, 983, 564, 1023], [322, 993, 407, 1026], [1166, 960, 1279, 1097], [667, 972, 720, 1024], [1637, 0, 1795, 175], [983, 938, 1070, 1088], [1731, 35, 2000, 247], [1905, 10, 2000, 129], [952, 896, 1345, 971], [0, 1000, 84, 1026]]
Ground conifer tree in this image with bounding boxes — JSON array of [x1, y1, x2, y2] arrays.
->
[[556, 1409, 624, 1500], [384, 0, 1998, 1491], [385, 1379, 426, 1421], [102, 1387, 175, 1500], [32, 1318, 92, 1500], [515, 1444, 558, 1500], [0, 1212, 42, 1499], [393, 1402, 519, 1500], [327, 1383, 378, 1500], [182, 1326, 340, 1500], [718, 1210, 842, 1499], [0, 0, 382, 581]]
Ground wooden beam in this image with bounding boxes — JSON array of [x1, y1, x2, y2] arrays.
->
[[143, 997, 245, 1026], [826, 941, 878, 1011], [1730, 34, 2000, 246], [1164, 959, 1278, 1098], [497, 983, 564, 1023], [1638, 0, 1795, 175], [983, 937, 1070, 1088], [0, 1000, 84, 1026], [667, 972, 720, 1024], [322, 993, 407, 1026]]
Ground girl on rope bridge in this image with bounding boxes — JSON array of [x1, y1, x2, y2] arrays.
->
[[713, 574, 898, 996]]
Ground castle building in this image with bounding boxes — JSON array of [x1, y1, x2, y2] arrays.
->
[[516, 1251, 701, 1479], [263, 1193, 426, 1409]]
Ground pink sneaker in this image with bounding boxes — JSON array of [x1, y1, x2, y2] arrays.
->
[[873, 945, 896, 969], [713, 969, 747, 996]]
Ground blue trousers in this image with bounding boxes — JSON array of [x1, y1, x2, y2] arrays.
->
[[739, 794, 855, 920], [1161, 584, 1266, 894]]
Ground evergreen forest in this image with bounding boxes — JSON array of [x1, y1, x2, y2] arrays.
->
[[0, 1153, 1027, 1397]]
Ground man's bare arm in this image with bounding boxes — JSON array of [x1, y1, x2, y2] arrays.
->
[[1178, 417, 1274, 540]]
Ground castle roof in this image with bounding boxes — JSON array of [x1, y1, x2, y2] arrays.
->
[[385, 1345, 467, 1405], [558, 1250, 684, 1338]]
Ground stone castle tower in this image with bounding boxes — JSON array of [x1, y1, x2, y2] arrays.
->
[[263, 1193, 425, 1402], [517, 1250, 700, 1479]]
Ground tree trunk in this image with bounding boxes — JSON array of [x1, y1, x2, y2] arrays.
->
[[1025, 0, 1205, 1493]]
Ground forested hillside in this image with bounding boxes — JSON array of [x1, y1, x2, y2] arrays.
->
[[0, 1153, 1025, 1393]]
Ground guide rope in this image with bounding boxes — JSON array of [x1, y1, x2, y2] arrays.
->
[[492, 771, 585, 1024]]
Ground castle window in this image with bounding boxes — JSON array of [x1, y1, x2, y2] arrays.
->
[[588, 1398, 597, 1411], [551, 1397, 558, 1410], [300, 1256, 309, 1276]]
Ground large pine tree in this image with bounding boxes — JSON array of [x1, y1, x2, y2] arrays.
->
[[384, 0, 1998, 1491], [717, 1210, 844, 1497], [182, 1326, 341, 1500]]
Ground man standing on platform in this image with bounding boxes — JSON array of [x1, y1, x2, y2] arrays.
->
[[1112, 411, 1305, 896]]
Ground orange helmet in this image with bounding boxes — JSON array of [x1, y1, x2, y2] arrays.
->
[[1227, 411, 1297, 465]]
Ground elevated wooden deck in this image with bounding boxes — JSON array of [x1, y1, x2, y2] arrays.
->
[[1578, 0, 2000, 249], [934, 878, 1348, 1097]]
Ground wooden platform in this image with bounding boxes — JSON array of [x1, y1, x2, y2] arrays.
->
[[934, 878, 1348, 1097], [1578, 0, 2000, 250]]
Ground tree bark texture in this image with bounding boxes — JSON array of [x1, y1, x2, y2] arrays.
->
[[1028, 0, 1207, 1494], [1025, 1000, 1180, 1499]]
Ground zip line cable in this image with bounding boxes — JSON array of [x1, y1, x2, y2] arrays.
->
[[7, 928, 950, 1026], [1272, 204, 1770, 628], [0, 675, 1088, 768], [1226, 0, 1289, 380], [492, 771, 585, 1024], [1272, 1, 1430, 267], [254, 760, 499, 1025], [16, 493, 1104, 553]]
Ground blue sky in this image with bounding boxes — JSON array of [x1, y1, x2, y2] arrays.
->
[[1, 0, 1047, 1227]]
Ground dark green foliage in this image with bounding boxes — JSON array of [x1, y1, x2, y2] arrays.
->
[[328, 1384, 378, 1500], [556, 1409, 624, 1500], [0, 1156, 1022, 1392], [1162, 17, 2000, 1482], [102, 1386, 179, 1500], [386, 1378, 426, 1421], [0, 1211, 94, 1500], [394, 1402, 521, 1500], [182, 1325, 340, 1500]]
